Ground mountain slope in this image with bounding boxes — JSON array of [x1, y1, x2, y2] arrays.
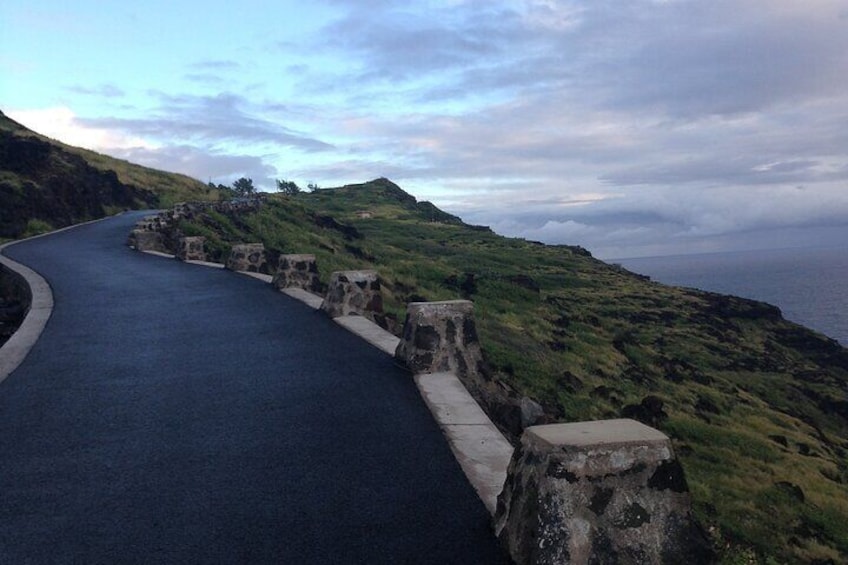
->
[[0, 109, 217, 239], [168, 178, 848, 564]]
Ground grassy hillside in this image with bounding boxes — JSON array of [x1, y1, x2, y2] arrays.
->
[[0, 109, 219, 240], [173, 178, 847, 564]]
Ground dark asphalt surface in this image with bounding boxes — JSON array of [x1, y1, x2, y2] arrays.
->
[[0, 213, 507, 564]]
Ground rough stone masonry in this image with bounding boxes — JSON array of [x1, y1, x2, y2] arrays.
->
[[225, 243, 268, 273], [272, 254, 321, 293], [177, 236, 207, 262], [395, 300, 486, 384], [320, 270, 383, 319], [495, 419, 714, 565]]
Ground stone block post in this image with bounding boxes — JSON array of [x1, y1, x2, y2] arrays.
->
[[320, 270, 383, 318], [127, 230, 165, 252], [395, 300, 485, 380], [225, 243, 268, 273], [495, 419, 713, 565], [135, 214, 166, 232], [272, 254, 321, 293], [176, 236, 207, 261]]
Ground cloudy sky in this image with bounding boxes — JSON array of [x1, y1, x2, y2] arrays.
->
[[3, 1, 848, 258]]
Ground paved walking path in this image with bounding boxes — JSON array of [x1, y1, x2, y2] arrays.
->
[[0, 212, 506, 564]]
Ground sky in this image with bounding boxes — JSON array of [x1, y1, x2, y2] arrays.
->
[[2, 0, 848, 259]]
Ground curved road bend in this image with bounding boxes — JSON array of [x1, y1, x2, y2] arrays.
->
[[0, 212, 507, 564]]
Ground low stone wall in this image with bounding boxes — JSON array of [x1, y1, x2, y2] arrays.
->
[[127, 229, 166, 252], [272, 254, 321, 293], [119, 209, 717, 561], [225, 243, 268, 273], [125, 197, 266, 256], [394, 299, 546, 436], [495, 419, 713, 564], [177, 236, 207, 261], [320, 270, 383, 318]]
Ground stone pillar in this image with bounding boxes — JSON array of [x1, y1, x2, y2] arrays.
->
[[320, 270, 382, 318], [135, 214, 165, 232], [272, 254, 321, 293], [225, 243, 268, 273], [495, 419, 713, 565], [177, 236, 207, 261], [127, 229, 165, 252], [394, 300, 485, 379]]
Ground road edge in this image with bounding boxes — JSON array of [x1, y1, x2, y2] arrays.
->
[[0, 215, 123, 383]]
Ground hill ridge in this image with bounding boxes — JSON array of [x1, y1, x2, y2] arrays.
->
[[0, 109, 218, 239]]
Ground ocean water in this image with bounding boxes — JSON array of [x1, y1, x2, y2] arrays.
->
[[619, 246, 848, 346]]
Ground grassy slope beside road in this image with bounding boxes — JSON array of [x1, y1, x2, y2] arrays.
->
[[173, 179, 847, 564], [0, 109, 219, 240]]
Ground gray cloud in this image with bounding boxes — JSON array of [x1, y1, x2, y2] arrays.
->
[[187, 60, 242, 71], [66, 84, 125, 98], [47, 0, 848, 257], [116, 144, 278, 188], [80, 92, 333, 151], [292, 1, 848, 256]]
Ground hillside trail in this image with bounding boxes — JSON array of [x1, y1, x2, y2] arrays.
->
[[0, 212, 506, 564]]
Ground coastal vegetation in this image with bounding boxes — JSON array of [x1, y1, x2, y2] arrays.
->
[[175, 179, 848, 564]]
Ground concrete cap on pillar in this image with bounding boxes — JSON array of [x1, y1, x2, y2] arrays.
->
[[527, 419, 670, 449]]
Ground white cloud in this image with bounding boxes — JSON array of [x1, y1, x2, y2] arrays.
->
[[6, 107, 156, 152], [6, 0, 848, 257]]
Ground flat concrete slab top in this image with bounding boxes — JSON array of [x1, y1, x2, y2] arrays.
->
[[415, 372, 514, 515], [280, 287, 324, 310], [415, 372, 492, 425], [141, 250, 176, 259], [238, 271, 273, 283], [184, 259, 225, 269], [333, 315, 400, 356], [528, 419, 669, 449]]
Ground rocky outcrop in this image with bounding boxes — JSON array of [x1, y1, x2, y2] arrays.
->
[[272, 254, 321, 293], [177, 237, 207, 261], [225, 243, 268, 273], [320, 270, 383, 319], [0, 114, 158, 239], [495, 419, 714, 564]]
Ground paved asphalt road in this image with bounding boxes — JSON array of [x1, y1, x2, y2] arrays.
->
[[0, 213, 507, 564]]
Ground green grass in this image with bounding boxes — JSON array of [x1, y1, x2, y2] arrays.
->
[[170, 178, 848, 563], [1, 109, 225, 240], [20, 219, 54, 238]]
